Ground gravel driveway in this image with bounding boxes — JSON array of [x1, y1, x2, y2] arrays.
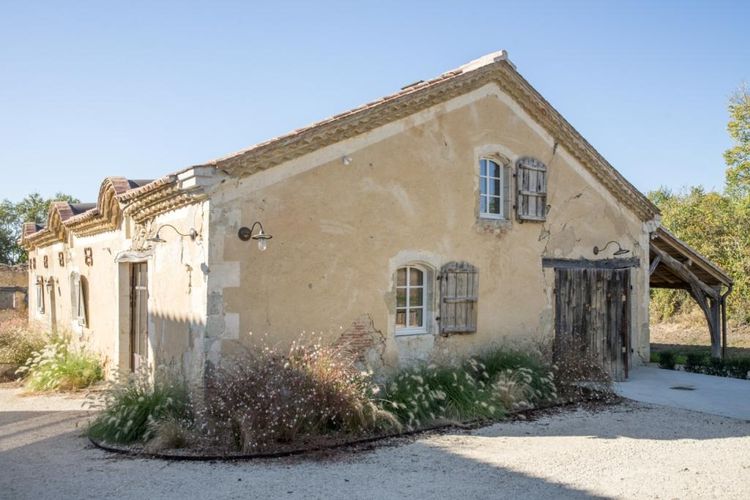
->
[[1, 386, 749, 500]]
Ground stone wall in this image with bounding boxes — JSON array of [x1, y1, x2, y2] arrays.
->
[[0, 264, 28, 310]]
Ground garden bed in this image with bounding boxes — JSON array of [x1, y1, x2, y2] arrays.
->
[[88, 395, 620, 461], [85, 337, 612, 458]]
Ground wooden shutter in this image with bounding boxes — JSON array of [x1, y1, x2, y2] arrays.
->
[[78, 277, 88, 327], [439, 261, 479, 334], [70, 273, 80, 321], [516, 157, 547, 221]]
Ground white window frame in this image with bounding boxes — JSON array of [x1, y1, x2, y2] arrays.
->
[[395, 265, 428, 336], [479, 157, 505, 220]]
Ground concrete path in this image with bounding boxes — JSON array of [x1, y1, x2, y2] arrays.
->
[[615, 365, 750, 420]]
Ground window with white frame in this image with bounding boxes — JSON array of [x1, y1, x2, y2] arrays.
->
[[395, 265, 427, 334], [479, 157, 510, 219]]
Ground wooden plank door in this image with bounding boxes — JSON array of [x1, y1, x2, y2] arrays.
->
[[47, 278, 57, 333], [130, 263, 149, 372], [554, 267, 630, 380]]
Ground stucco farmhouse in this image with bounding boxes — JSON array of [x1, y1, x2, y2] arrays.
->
[[20, 51, 732, 384]]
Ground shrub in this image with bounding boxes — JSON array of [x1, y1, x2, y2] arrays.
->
[[17, 336, 102, 391], [658, 351, 676, 370], [705, 357, 726, 377], [681, 353, 750, 380], [684, 353, 707, 373], [201, 339, 396, 453], [552, 335, 612, 400], [723, 357, 750, 379], [88, 369, 191, 444], [145, 416, 195, 451], [0, 313, 45, 367]]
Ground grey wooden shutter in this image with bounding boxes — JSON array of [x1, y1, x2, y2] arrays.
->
[[78, 277, 88, 327], [439, 261, 479, 334], [70, 272, 80, 321], [516, 157, 547, 221], [503, 163, 512, 219]]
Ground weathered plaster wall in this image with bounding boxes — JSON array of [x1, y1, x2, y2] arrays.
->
[[28, 233, 121, 373], [27, 202, 210, 380], [207, 82, 652, 372], [146, 203, 210, 383]]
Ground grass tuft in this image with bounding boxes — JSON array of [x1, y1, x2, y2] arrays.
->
[[0, 312, 46, 367], [87, 368, 191, 444], [380, 347, 557, 429], [17, 336, 102, 391]]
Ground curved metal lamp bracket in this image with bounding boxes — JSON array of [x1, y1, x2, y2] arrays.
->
[[238, 221, 273, 251], [148, 224, 199, 243], [593, 240, 630, 256]]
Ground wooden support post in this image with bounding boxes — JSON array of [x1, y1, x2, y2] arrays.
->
[[651, 245, 722, 357], [721, 296, 728, 360], [709, 296, 721, 359]]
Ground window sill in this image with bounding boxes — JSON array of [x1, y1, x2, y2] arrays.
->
[[395, 329, 430, 337], [479, 213, 506, 221]]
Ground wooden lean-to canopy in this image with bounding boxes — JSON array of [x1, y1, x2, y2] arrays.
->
[[649, 227, 733, 358]]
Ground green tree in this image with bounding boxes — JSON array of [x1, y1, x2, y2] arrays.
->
[[651, 84, 750, 324], [0, 193, 79, 265], [724, 85, 750, 199]]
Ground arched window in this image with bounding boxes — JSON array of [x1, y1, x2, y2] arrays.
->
[[479, 157, 511, 219], [395, 265, 427, 334]]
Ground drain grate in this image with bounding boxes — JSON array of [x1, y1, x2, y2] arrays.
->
[[670, 385, 696, 391]]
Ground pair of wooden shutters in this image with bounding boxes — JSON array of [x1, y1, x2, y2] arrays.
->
[[515, 157, 547, 221], [438, 261, 479, 334]]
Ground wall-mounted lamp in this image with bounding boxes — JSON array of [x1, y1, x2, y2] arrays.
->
[[238, 221, 272, 252], [148, 224, 199, 244], [593, 240, 630, 256]]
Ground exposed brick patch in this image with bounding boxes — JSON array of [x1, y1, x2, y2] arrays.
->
[[333, 314, 385, 365]]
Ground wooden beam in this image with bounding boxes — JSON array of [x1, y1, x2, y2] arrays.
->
[[649, 255, 661, 275], [651, 245, 722, 357], [650, 245, 719, 300], [542, 257, 640, 270]]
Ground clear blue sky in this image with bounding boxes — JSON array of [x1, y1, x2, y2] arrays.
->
[[1, 0, 748, 203]]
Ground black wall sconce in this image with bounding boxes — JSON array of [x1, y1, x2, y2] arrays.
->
[[238, 221, 272, 252], [148, 224, 199, 243], [593, 240, 630, 256]]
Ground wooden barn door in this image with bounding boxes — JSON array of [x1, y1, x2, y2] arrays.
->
[[554, 267, 630, 381]]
